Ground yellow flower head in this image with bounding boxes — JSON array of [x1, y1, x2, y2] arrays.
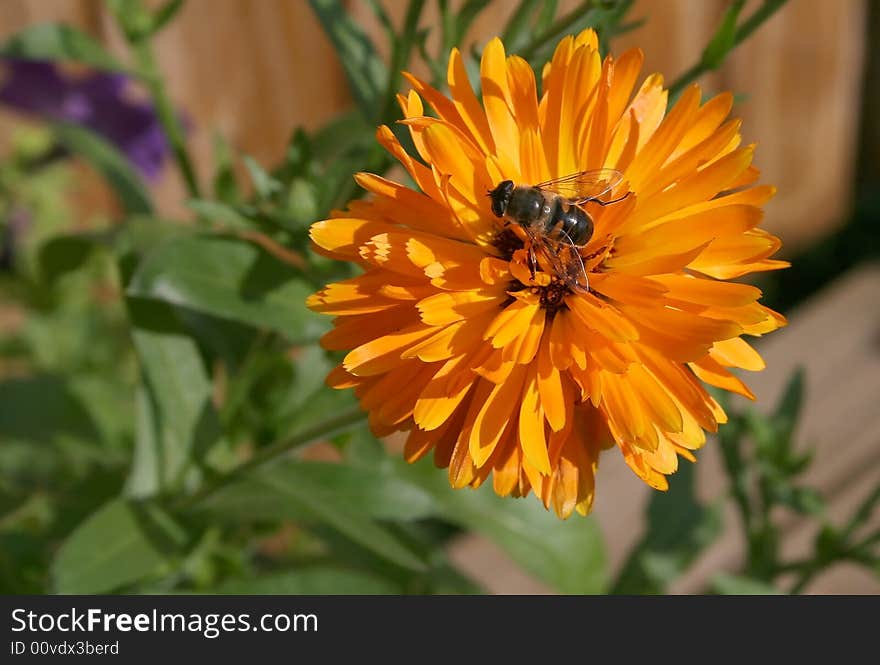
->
[[307, 30, 788, 518]]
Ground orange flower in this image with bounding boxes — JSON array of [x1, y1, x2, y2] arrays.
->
[[307, 29, 788, 518]]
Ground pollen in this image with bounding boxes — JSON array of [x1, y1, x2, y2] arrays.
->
[[532, 280, 570, 316]]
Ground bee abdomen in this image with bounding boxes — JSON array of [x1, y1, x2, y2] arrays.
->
[[549, 200, 593, 246]]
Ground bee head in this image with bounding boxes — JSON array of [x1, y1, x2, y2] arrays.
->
[[487, 180, 514, 218]]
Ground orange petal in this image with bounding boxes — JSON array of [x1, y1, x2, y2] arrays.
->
[[448, 48, 495, 155], [518, 366, 552, 474], [710, 337, 765, 371], [480, 38, 520, 168]]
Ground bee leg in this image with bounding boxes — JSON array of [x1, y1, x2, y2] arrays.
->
[[527, 243, 538, 282], [583, 191, 632, 207]]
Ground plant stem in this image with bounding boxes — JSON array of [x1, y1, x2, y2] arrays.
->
[[786, 529, 879, 594], [174, 406, 367, 510], [788, 563, 818, 594], [377, 0, 426, 126], [130, 40, 201, 198], [840, 485, 880, 541], [668, 0, 789, 98], [718, 424, 754, 546], [518, 0, 598, 62]]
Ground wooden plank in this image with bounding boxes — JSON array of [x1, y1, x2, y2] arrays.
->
[[98, 0, 351, 216], [615, 0, 866, 253], [720, 0, 867, 254], [1, 0, 866, 246]]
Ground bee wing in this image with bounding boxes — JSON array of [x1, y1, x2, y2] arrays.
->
[[523, 226, 590, 293], [534, 168, 623, 203]]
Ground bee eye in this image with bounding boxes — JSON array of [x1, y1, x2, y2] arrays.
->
[[491, 197, 505, 217]]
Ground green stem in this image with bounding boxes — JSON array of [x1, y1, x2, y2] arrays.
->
[[130, 41, 200, 198], [174, 406, 367, 510], [518, 0, 598, 62], [718, 425, 754, 545], [786, 530, 879, 594], [840, 485, 880, 541], [377, 0, 425, 126], [332, 144, 393, 211], [668, 0, 789, 98]]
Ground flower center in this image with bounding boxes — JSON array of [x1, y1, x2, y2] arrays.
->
[[531, 279, 570, 317]]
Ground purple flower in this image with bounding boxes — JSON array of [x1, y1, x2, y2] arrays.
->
[[0, 58, 171, 180]]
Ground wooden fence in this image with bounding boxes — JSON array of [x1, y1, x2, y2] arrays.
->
[[0, 0, 868, 251]]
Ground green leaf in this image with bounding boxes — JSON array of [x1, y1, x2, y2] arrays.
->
[[310, 110, 373, 163], [186, 199, 251, 229], [243, 156, 281, 200], [126, 234, 323, 342], [773, 366, 805, 444], [0, 374, 103, 448], [281, 179, 319, 230], [440, 0, 491, 53], [149, 0, 186, 35], [201, 460, 437, 523], [701, 0, 746, 69], [0, 531, 51, 593], [197, 461, 427, 572], [211, 132, 240, 204], [845, 486, 880, 539], [37, 231, 111, 284], [815, 524, 842, 563], [533, 0, 560, 34], [502, 0, 545, 52], [212, 566, 400, 594], [772, 485, 825, 516], [127, 298, 221, 494], [52, 123, 153, 215], [309, 0, 388, 120], [0, 23, 129, 72], [611, 462, 722, 594], [711, 573, 781, 595], [105, 0, 154, 42], [52, 499, 185, 593], [125, 384, 164, 498], [397, 458, 607, 594]]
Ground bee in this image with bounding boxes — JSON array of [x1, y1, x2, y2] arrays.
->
[[488, 168, 630, 293]]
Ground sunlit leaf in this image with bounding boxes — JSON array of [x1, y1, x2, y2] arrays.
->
[[396, 458, 607, 594], [186, 199, 251, 229], [52, 499, 185, 593], [198, 461, 427, 572], [126, 235, 323, 342], [127, 298, 221, 494], [201, 460, 436, 523]]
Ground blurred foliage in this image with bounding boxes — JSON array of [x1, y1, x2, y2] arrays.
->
[[0, 0, 875, 596], [712, 375, 879, 593]]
